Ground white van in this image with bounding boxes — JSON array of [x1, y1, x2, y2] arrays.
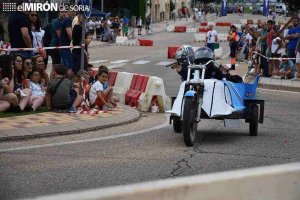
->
[[275, 4, 287, 14]]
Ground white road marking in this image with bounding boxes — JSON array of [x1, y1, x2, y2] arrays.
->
[[89, 60, 109, 64], [107, 63, 126, 69], [156, 61, 174, 66], [132, 60, 151, 65], [110, 60, 130, 64], [0, 118, 170, 153]]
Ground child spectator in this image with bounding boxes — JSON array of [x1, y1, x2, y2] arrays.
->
[[77, 69, 90, 101], [45, 64, 83, 113], [27, 70, 45, 111], [97, 65, 109, 89], [270, 30, 284, 76], [87, 64, 96, 84], [89, 70, 117, 110], [278, 55, 296, 79], [23, 57, 33, 79]]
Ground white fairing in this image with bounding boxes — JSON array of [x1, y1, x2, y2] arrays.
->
[[167, 79, 234, 117]]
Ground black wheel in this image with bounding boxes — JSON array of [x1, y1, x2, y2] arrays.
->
[[182, 97, 197, 147], [249, 104, 258, 136], [173, 116, 182, 133]]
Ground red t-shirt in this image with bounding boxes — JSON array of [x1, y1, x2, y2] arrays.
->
[[267, 29, 275, 48]]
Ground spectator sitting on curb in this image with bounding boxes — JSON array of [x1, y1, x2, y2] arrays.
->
[[45, 64, 83, 113], [0, 69, 11, 112], [27, 70, 46, 111], [89, 70, 118, 110], [278, 55, 296, 79], [32, 55, 49, 86]]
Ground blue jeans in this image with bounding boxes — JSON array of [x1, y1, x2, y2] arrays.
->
[[287, 49, 296, 64], [59, 48, 73, 70], [206, 43, 215, 52]]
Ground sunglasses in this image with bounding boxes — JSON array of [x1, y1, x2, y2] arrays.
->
[[25, 62, 32, 66], [30, 14, 38, 17], [16, 60, 23, 63]]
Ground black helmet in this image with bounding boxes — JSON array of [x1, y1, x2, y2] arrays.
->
[[194, 46, 215, 65], [175, 45, 194, 65]]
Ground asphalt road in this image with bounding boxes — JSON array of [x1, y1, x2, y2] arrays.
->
[[1, 14, 300, 199]]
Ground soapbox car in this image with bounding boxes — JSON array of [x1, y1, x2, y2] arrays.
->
[[167, 46, 265, 147]]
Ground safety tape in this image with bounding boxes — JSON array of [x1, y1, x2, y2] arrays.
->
[[0, 45, 83, 52], [253, 51, 297, 60]]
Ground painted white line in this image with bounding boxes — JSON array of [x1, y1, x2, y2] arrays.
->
[[0, 118, 170, 153], [132, 60, 151, 65], [110, 60, 130, 64], [89, 60, 109, 64], [156, 61, 174, 66], [107, 63, 126, 69]]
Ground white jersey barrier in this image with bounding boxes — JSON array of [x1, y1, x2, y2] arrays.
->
[[194, 33, 206, 42], [139, 76, 171, 112], [33, 162, 300, 200], [215, 47, 223, 60], [112, 72, 170, 112], [166, 25, 175, 32], [112, 72, 134, 104], [115, 36, 128, 45], [218, 33, 228, 42], [186, 27, 197, 33]]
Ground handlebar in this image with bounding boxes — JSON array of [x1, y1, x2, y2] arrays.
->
[[165, 62, 177, 68], [188, 60, 221, 69]]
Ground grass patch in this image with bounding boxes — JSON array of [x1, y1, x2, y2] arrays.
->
[[0, 107, 49, 118]]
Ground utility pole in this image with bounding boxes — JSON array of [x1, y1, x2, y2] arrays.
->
[[101, 0, 104, 12]]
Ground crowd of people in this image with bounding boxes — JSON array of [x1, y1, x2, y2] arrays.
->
[[226, 17, 300, 79], [0, 7, 119, 113]]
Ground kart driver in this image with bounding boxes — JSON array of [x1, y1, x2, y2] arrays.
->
[[170, 46, 243, 83]]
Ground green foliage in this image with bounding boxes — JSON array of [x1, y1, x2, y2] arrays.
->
[[283, 0, 300, 13]]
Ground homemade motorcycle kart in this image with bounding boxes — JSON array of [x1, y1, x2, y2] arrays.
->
[[167, 46, 265, 147]]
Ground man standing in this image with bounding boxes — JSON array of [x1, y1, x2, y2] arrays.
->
[[8, 3, 33, 58], [59, 10, 74, 74], [205, 25, 218, 52], [285, 17, 300, 64]]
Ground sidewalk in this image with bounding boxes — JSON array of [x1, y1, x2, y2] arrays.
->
[[0, 105, 140, 141]]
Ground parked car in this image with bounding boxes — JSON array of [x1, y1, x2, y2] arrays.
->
[[252, 6, 262, 15], [227, 6, 237, 14]]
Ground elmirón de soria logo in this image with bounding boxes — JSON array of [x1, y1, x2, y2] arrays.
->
[[2, 1, 91, 12]]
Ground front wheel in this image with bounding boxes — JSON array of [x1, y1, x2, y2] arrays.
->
[[173, 116, 182, 133], [249, 104, 258, 136], [182, 97, 197, 147]]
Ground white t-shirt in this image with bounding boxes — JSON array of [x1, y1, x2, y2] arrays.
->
[[206, 30, 218, 43], [89, 81, 104, 105], [30, 81, 45, 96], [271, 37, 283, 54], [95, 21, 101, 29], [32, 29, 45, 53], [245, 33, 253, 44], [87, 21, 95, 30]]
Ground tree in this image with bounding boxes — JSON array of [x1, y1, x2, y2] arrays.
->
[[283, 0, 300, 14]]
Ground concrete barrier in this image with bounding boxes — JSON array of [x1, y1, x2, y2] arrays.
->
[[240, 19, 247, 25], [122, 39, 139, 46], [218, 33, 228, 42], [215, 47, 223, 59], [33, 162, 300, 200], [166, 25, 175, 32], [138, 76, 171, 112], [186, 27, 196, 33], [113, 72, 134, 104], [194, 33, 206, 42], [115, 36, 128, 45]]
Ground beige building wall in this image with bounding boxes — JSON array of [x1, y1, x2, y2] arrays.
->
[[149, 0, 170, 22]]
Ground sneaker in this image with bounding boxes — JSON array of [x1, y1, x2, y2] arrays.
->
[[68, 106, 77, 113]]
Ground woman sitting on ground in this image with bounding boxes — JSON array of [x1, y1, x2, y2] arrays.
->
[[0, 64, 11, 112], [32, 55, 49, 86], [1, 55, 32, 111]]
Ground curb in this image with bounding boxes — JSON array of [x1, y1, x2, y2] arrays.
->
[[0, 106, 141, 142], [259, 83, 300, 92]]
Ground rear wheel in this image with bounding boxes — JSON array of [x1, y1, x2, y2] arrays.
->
[[249, 104, 258, 136], [182, 97, 197, 147], [173, 117, 182, 133]]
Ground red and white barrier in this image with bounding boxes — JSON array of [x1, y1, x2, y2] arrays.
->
[[167, 25, 175, 32], [186, 28, 197, 33], [174, 26, 187, 33], [138, 39, 153, 46], [113, 72, 134, 104], [194, 33, 206, 42], [168, 46, 180, 59]]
